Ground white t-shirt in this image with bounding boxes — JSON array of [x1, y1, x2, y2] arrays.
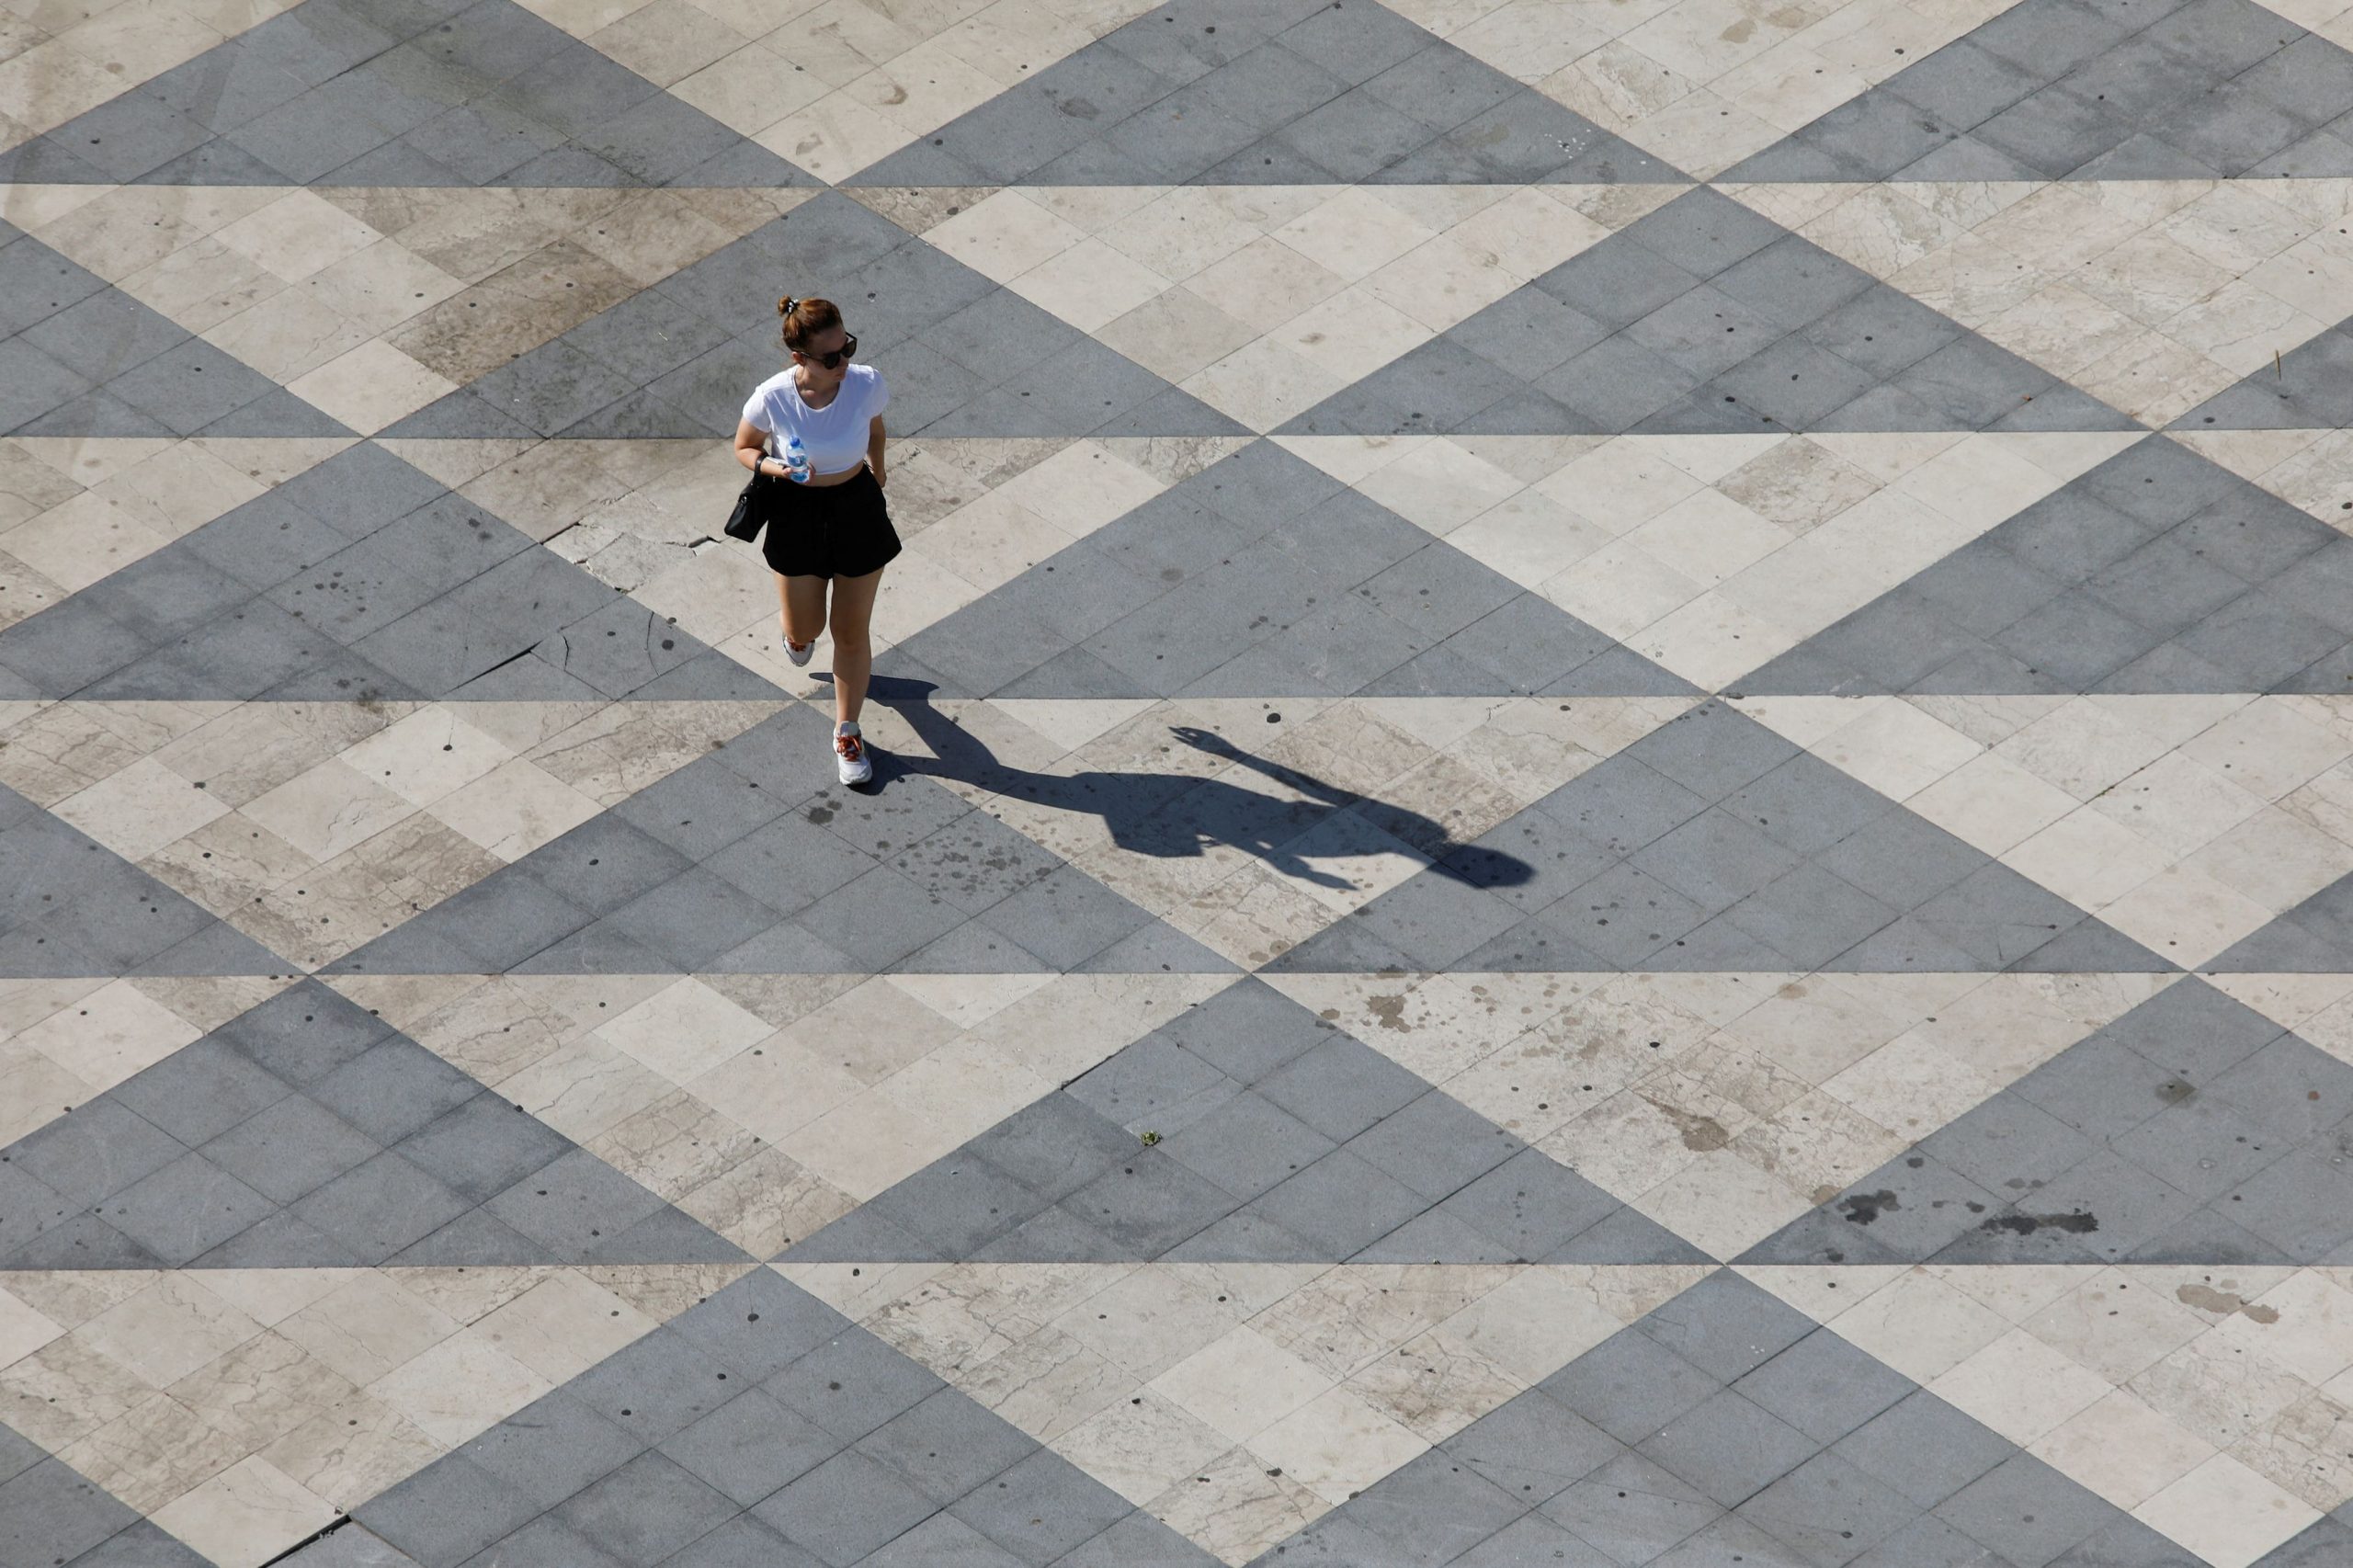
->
[[742, 364, 888, 476]]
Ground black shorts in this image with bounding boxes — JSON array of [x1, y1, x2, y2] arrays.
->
[[758, 467, 902, 580]]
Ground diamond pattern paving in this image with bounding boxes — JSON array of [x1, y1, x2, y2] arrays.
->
[[0, 0, 813, 187], [8, 0, 2353, 1559], [847, 0, 1683, 187], [1283, 186, 2135, 436], [0, 979, 745, 1267], [1275, 699, 2166, 973], [1725, 0, 2353, 182], [1739, 435, 2353, 694], [1750, 976, 2353, 1266]]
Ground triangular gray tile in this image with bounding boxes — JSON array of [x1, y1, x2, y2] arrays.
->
[[2173, 321, 2353, 429], [0, 441, 767, 701], [0, 979, 745, 1267], [328, 713, 1222, 976], [1255, 1268, 2184, 1568], [784, 978, 1708, 1264], [2209, 871, 2353, 971], [846, 0, 1683, 187], [0, 233, 347, 438], [0, 0, 815, 186], [1280, 187, 2136, 436], [0, 784, 288, 976], [877, 440, 1696, 697], [342, 1270, 1213, 1568], [1733, 435, 2353, 695], [1719, 0, 2352, 180], [1269, 702, 2171, 974], [387, 192, 1245, 440], [1741, 977, 2352, 1266]]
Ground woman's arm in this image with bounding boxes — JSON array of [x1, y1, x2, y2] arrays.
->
[[736, 418, 781, 476], [868, 415, 887, 488]]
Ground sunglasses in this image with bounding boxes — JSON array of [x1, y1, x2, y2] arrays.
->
[[796, 334, 857, 369]]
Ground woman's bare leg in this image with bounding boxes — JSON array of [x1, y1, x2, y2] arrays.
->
[[777, 574, 826, 654], [826, 568, 883, 726]]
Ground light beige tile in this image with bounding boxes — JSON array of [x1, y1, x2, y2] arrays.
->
[[260, 1394, 442, 1513], [337, 706, 517, 807], [0, 1283, 64, 1367], [278, 1275, 463, 1388], [2134, 1452, 2318, 1568], [74, 1276, 265, 1391], [426, 756, 605, 861], [288, 340, 460, 436], [1250, 1386, 1427, 1506], [240, 758, 415, 863], [149, 1455, 339, 1568], [1931, 1326, 2115, 1445], [1051, 1390, 1231, 1506], [367, 1328, 551, 1447], [473, 1272, 657, 1384], [12, 978, 202, 1096], [51, 756, 232, 862], [1146, 1325, 1331, 1444]]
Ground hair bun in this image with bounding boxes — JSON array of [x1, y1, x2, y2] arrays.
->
[[778, 296, 796, 317]]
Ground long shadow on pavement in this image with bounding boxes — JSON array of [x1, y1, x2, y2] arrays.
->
[[858, 676, 1531, 894]]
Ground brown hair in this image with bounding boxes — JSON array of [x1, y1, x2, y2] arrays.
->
[[778, 295, 842, 352]]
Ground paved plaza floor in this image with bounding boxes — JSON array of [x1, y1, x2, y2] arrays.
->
[[8, 0, 2353, 1562]]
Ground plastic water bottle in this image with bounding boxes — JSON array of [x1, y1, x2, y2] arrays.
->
[[784, 434, 811, 483]]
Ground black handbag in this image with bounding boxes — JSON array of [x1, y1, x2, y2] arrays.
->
[[724, 469, 782, 541]]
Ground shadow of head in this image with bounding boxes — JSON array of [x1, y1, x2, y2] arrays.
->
[[866, 677, 1533, 891]]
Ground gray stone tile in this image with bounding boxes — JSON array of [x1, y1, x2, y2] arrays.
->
[[573, 1330, 742, 1444], [1065, 1034, 1234, 1134], [1158, 1090, 1335, 1200], [974, 864, 1154, 971], [856, 1389, 1034, 1506], [1639, 1388, 1820, 1508], [657, 1389, 836, 1506], [948, 1449, 1131, 1567], [356, 1455, 542, 1568], [291, 1151, 474, 1261], [9, 1100, 188, 1208], [110, 1030, 294, 1143], [1833, 1393, 2014, 1511], [1256, 1035, 1428, 1142], [863, 1155, 1053, 1258], [750, 1449, 938, 1565], [1934, 1455, 2119, 1567], [461, 1516, 626, 1568], [1246, 1148, 1428, 1256], [61, 1517, 215, 1566], [199, 1096, 380, 1204], [1636, 1271, 1814, 1383], [1442, 1389, 1625, 1504], [965, 1096, 1137, 1204], [0, 1459, 141, 1568], [1060, 1151, 1237, 1256], [767, 1332, 946, 1446], [1538, 1450, 1720, 1562], [484, 1147, 669, 1260], [553, 1452, 738, 1568], [463, 1391, 647, 1510], [655, 1517, 824, 1568], [96, 1151, 273, 1264], [1733, 1335, 1913, 1446]]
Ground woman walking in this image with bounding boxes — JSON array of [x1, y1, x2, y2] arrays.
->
[[734, 295, 896, 786]]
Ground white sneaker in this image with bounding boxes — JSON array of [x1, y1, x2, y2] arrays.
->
[[835, 722, 872, 786], [784, 637, 814, 667]]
